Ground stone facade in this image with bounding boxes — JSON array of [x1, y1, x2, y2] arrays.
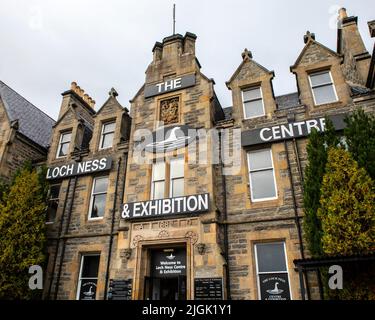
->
[[43, 8, 375, 300]]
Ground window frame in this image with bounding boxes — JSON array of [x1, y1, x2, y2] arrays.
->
[[169, 156, 185, 198], [254, 241, 292, 300], [151, 160, 166, 200], [46, 183, 61, 224], [56, 131, 72, 159], [247, 149, 278, 202], [88, 176, 109, 221], [99, 121, 116, 150], [76, 253, 100, 300], [241, 86, 265, 120], [308, 70, 338, 106]]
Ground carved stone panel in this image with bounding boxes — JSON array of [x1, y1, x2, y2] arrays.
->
[[160, 97, 179, 125]]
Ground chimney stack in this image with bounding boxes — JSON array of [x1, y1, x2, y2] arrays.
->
[[337, 8, 371, 85]]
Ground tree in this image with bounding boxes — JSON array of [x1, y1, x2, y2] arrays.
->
[[318, 148, 375, 256], [303, 117, 339, 257], [344, 109, 375, 180], [0, 164, 48, 299]]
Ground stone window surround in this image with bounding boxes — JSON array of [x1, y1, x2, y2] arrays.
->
[[241, 84, 265, 120], [246, 148, 278, 203], [46, 183, 61, 224], [253, 241, 292, 300], [307, 68, 339, 106], [150, 154, 186, 200], [88, 175, 109, 221], [76, 253, 101, 300], [56, 130, 72, 159], [98, 120, 116, 151]]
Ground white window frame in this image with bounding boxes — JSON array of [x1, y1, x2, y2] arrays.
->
[[308, 70, 338, 106], [254, 241, 293, 300], [247, 149, 278, 202], [56, 131, 72, 159], [169, 156, 185, 198], [242, 86, 265, 120], [46, 184, 61, 224], [76, 254, 100, 300], [88, 176, 108, 220], [99, 121, 116, 150], [151, 160, 166, 200]]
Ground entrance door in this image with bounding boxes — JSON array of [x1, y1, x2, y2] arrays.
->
[[144, 246, 187, 300]]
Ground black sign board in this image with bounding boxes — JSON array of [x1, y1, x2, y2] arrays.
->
[[151, 248, 186, 277], [121, 193, 209, 220], [46, 157, 112, 180], [241, 114, 346, 147], [144, 74, 196, 98], [143, 124, 197, 153], [194, 278, 223, 300], [258, 273, 291, 300], [107, 279, 132, 300], [78, 279, 97, 300]]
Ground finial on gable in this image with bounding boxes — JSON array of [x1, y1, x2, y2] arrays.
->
[[304, 31, 315, 44], [241, 48, 253, 60], [109, 87, 118, 98]]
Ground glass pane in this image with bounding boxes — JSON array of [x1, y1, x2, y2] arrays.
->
[[58, 142, 69, 157], [50, 185, 60, 199], [93, 177, 108, 194], [46, 200, 58, 222], [171, 178, 184, 197], [153, 161, 165, 180], [313, 85, 337, 105], [90, 194, 106, 218], [244, 99, 264, 118], [248, 149, 272, 171], [81, 255, 100, 278], [256, 243, 287, 273], [243, 87, 261, 101], [61, 132, 71, 143], [101, 133, 114, 149], [250, 170, 276, 200], [310, 72, 331, 87], [153, 181, 165, 200], [170, 157, 184, 178], [103, 122, 115, 133]]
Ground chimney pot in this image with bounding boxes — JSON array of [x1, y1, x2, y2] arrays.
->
[[338, 7, 348, 20]]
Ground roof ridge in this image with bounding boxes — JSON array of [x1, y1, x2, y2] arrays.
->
[[0, 80, 55, 123]]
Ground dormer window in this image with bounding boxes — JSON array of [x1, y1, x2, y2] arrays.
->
[[309, 70, 338, 105], [99, 121, 115, 150], [242, 87, 265, 119], [56, 131, 71, 158]]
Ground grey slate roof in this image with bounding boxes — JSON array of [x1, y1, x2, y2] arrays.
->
[[349, 85, 372, 96], [223, 107, 233, 120], [275, 92, 300, 109], [0, 80, 55, 148]]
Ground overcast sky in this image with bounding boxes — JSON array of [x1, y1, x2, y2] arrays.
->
[[0, 0, 374, 120]]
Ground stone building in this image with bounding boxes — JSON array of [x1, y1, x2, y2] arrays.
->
[[0, 80, 55, 180], [43, 8, 375, 300]]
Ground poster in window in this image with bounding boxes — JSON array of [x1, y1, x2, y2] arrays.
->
[[78, 279, 97, 300], [258, 273, 291, 300]]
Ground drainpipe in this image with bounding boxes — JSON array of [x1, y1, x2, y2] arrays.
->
[[218, 130, 231, 300], [54, 175, 78, 300], [284, 140, 311, 299], [104, 156, 124, 299], [47, 177, 71, 299]]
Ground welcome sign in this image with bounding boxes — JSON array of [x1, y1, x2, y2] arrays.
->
[[121, 193, 209, 220], [46, 157, 112, 180]]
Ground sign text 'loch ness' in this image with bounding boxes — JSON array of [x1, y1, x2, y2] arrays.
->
[[46, 157, 112, 180]]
